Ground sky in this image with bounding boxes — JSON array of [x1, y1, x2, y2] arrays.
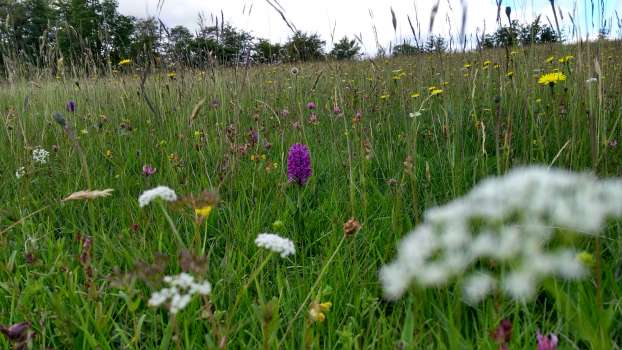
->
[[117, 0, 622, 54]]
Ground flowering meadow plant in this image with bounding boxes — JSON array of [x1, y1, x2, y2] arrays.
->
[[381, 166, 622, 303]]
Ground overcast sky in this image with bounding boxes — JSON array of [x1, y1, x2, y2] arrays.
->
[[117, 0, 622, 53]]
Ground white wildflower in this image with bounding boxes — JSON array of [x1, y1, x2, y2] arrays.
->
[[148, 273, 212, 314], [463, 272, 496, 305], [15, 167, 25, 179], [32, 147, 49, 164], [138, 186, 178, 207], [380, 166, 622, 303], [586, 77, 598, 84], [255, 233, 296, 258]]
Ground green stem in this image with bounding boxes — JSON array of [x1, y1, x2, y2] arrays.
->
[[278, 235, 346, 348], [158, 201, 186, 250]]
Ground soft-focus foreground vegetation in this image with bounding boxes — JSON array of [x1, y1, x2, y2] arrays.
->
[[1, 39, 622, 349]]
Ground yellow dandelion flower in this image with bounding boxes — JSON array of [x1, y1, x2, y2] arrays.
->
[[538, 72, 567, 86], [430, 88, 443, 96], [545, 56, 555, 64], [118, 59, 132, 65], [195, 205, 213, 218], [410, 92, 420, 98], [427, 86, 437, 92], [506, 71, 514, 78], [463, 63, 472, 69], [442, 81, 449, 86], [260, 154, 266, 160], [105, 149, 112, 158], [483, 60, 492, 67], [510, 50, 519, 55], [167, 72, 177, 79]]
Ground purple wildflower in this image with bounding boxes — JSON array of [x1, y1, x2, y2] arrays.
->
[[66, 100, 76, 113], [333, 105, 342, 115], [142, 164, 156, 177], [287, 143, 312, 185], [537, 332, 558, 350], [491, 319, 512, 350], [307, 102, 316, 110]]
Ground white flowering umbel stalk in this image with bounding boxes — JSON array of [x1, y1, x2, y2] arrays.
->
[[148, 272, 212, 314], [138, 186, 185, 250], [380, 166, 622, 304]]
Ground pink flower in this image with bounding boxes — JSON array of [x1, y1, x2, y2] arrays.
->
[[307, 102, 316, 110], [537, 331, 558, 350], [142, 165, 156, 177]]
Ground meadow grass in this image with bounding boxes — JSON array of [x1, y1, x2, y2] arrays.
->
[[1, 40, 622, 349]]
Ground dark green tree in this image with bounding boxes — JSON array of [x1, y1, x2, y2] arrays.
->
[[330, 36, 361, 60], [283, 31, 325, 62]]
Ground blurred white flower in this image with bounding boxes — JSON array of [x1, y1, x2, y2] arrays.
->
[[32, 147, 49, 164], [15, 167, 25, 179], [586, 77, 598, 84], [148, 273, 211, 314], [138, 186, 178, 207], [255, 233, 296, 258], [380, 166, 622, 303], [463, 272, 496, 305]]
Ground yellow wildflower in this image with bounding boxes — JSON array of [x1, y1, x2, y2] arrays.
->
[[195, 205, 213, 219], [430, 88, 443, 96], [506, 71, 514, 78], [546, 56, 555, 64], [309, 301, 332, 322], [105, 149, 112, 158], [538, 72, 567, 86], [483, 60, 492, 67], [558, 55, 574, 63], [118, 59, 132, 65], [380, 94, 390, 100], [410, 92, 420, 98], [463, 63, 472, 69], [167, 72, 177, 79]]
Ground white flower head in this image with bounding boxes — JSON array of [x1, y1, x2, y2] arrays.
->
[[148, 273, 211, 315], [15, 167, 25, 179], [380, 166, 622, 303], [32, 147, 49, 164], [138, 186, 178, 207], [255, 233, 296, 258]]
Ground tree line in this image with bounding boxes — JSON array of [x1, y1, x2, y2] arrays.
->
[[0, 0, 575, 78], [0, 0, 366, 77]]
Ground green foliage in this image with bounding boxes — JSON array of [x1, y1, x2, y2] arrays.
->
[[330, 36, 361, 60]]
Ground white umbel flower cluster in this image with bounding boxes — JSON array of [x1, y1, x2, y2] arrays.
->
[[138, 186, 178, 208], [380, 166, 622, 303], [255, 233, 296, 258], [32, 147, 49, 164], [148, 272, 212, 314]]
